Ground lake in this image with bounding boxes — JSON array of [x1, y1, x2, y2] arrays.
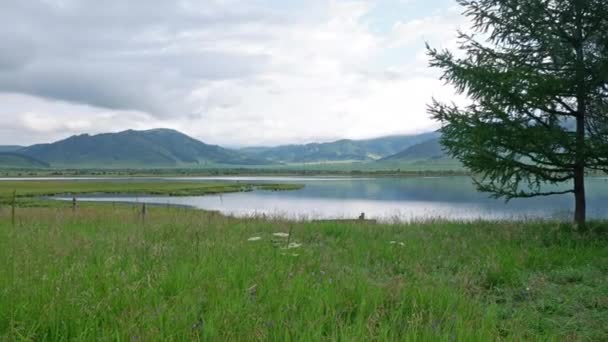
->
[[32, 176, 608, 221]]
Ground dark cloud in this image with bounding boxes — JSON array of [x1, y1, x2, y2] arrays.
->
[[0, 50, 269, 115]]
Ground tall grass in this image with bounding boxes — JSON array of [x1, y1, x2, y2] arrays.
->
[[1, 204, 607, 340]]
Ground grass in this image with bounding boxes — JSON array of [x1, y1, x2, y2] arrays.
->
[[0, 160, 469, 178], [1, 201, 607, 340], [0, 181, 303, 205]]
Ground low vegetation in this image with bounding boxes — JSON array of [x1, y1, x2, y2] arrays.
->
[[0, 181, 303, 206], [0, 163, 468, 179], [1, 200, 606, 340]]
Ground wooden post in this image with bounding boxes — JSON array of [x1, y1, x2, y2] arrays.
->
[[72, 197, 77, 212], [141, 203, 147, 222]]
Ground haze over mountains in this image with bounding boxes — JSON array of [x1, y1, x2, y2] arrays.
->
[[0, 128, 446, 168]]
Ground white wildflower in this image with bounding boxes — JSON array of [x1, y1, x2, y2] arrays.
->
[[273, 232, 290, 238], [248, 236, 262, 241], [287, 242, 302, 249]]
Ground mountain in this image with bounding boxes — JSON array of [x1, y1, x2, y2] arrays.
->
[[241, 132, 440, 163], [0, 145, 24, 152], [19, 129, 270, 168], [0, 152, 50, 168], [381, 137, 446, 161]]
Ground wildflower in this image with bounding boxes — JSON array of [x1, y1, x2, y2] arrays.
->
[[287, 242, 302, 249], [273, 232, 289, 238], [247, 236, 262, 241]]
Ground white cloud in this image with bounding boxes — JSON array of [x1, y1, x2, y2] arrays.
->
[[0, 93, 161, 145], [0, 0, 467, 146]]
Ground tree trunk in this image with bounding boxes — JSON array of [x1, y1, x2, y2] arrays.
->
[[573, 164, 586, 227], [573, 74, 586, 227], [573, 99, 587, 227], [573, 2, 586, 228]]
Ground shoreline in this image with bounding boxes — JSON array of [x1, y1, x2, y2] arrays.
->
[[0, 167, 470, 178], [46, 195, 596, 225], [1, 168, 606, 179]]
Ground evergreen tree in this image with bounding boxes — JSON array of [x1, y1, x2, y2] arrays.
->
[[428, 0, 608, 226]]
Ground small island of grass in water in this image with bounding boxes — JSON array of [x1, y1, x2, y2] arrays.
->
[[0, 180, 303, 206]]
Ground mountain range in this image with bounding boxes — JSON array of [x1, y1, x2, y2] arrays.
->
[[240, 132, 439, 163], [380, 137, 445, 161], [0, 152, 50, 168], [11, 129, 269, 168], [0, 128, 447, 168], [0, 145, 24, 152]]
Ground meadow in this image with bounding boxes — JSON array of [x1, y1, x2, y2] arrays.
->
[[1, 194, 607, 340], [0, 158, 468, 179]]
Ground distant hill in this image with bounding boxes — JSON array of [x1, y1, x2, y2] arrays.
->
[[0, 145, 24, 152], [2, 129, 449, 168], [19, 129, 271, 168], [241, 132, 440, 163], [381, 137, 446, 161], [0, 152, 50, 168]]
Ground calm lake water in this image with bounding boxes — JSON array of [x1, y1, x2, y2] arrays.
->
[[21, 176, 608, 221]]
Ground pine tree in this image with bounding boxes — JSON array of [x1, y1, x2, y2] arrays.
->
[[428, 0, 608, 226]]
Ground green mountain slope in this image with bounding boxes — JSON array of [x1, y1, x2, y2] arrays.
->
[[0, 146, 24, 152], [0, 152, 50, 168], [19, 129, 270, 168], [241, 132, 440, 163], [381, 137, 446, 161]]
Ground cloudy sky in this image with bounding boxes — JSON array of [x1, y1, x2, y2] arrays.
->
[[0, 0, 467, 147]]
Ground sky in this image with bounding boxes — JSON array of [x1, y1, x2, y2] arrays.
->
[[0, 0, 468, 147]]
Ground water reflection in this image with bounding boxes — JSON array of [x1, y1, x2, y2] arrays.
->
[[53, 176, 608, 221]]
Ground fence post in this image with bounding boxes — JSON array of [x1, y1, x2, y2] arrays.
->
[[72, 197, 77, 212], [141, 203, 147, 222], [10, 190, 16, 227]]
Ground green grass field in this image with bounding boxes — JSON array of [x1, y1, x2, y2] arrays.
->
[[1, 198, 607, 340], [0, 159, 467, 178]]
